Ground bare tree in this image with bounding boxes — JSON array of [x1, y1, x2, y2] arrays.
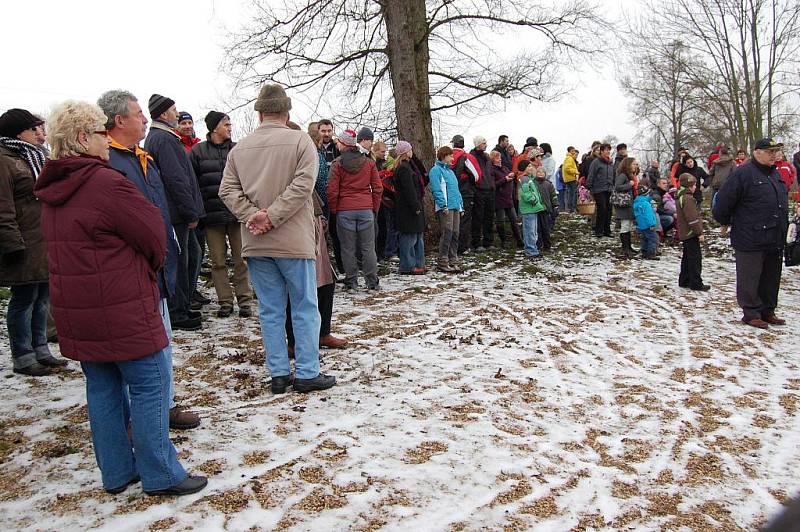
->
[[642, 0, 800, 152], [224, 0, 606, 166], [620, 38, 700, 160]]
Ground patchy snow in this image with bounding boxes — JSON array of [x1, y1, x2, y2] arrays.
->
[[1, 214, 798, 531]]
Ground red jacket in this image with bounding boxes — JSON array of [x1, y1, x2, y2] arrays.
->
[[327, 150, 382, 214], [776, 160, 796, 191], [34, 156, 168, 362], [179, 133, 200, 153]]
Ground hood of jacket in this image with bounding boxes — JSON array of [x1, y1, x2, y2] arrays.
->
[[35, 155, 110, 206], [340, 148, 367, 173], [715, 153, 734, 166]]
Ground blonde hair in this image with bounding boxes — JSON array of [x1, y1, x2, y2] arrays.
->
[[48, 100, 107, 159]]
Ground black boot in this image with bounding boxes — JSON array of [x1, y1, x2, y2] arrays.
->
[[620, 233, 633, 259]]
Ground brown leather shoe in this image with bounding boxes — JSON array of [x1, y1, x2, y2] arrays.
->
[[169, 406, 200, 430], [320, 334, 348, 349], [762, 313, 786, 325], [742, 318, 769, 330]]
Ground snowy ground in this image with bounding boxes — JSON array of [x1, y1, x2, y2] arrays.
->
[[1, 214, 798, 531]]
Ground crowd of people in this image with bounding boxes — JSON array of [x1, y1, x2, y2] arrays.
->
[[0, 82, 797, 497]]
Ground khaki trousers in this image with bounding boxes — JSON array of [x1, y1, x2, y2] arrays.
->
[[205, 224, 253, 309]]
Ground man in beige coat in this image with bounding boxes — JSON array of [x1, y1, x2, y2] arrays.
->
[[219, 84, 335, 394]]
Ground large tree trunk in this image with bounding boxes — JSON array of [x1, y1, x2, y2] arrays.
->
[[383, 0, 439, 246], [382, 0, 435, 169]]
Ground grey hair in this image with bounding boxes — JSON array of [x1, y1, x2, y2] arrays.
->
[[97, 90, 137, 130]]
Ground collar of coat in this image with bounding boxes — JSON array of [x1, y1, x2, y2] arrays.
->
[[109, 135, 154, 178], [150, 119, 181, 139]]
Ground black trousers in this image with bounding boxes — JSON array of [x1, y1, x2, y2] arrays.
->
[[471, 190, 495, 248], [734, 249, 783, 320], [458, 195, 475, 253], [537, 212, 552, 251], [375, 204, 389, 261], [495, 207, 523, 245], [168, 223, 191, 322], [593, 191, 612, 236], [327, 213, 344, 273], [286, 282, 335, 346], [679, 236, 703, 288]]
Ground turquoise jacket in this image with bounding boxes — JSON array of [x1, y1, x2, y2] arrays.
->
[[429, 160, 463, 211]]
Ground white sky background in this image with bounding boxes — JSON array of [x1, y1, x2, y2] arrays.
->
[[0, 0, 642, 160]]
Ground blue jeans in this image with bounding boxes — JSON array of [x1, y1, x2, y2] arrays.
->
[[385, 210, 400, 257], [398, 233, 425, 272], [81, 348, 187, 492], [247, 257, 321, 380], [521, 214, 540, 256], [659, 214, 674, 232], [638, 229, 658, 255], [564, 181, 578, 212], [7, 282, 49, 368], [158, 299, 176, 409]]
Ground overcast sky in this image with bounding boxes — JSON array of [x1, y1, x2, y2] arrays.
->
[[1, 0, 640, 160]]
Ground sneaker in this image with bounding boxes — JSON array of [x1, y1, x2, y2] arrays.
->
[[217, 306, 233, 318], [271, 373, 294, 394], [293, 373, 336, 393], [238, 307, 252, 318], [169, 406, 201, 430], [172, 317, 202, 331], [145, 475, 208, 497], [106, 475, 141, 495], [13, 362, 52, 377]]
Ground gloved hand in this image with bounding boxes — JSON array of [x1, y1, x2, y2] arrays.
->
[[1, 249, 25, 267]]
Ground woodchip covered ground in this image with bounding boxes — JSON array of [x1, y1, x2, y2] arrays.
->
[[0, 214, 798, 531]]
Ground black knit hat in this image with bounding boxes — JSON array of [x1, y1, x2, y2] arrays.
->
[[148, 94, 175, 119], [357, 127, 374, 142], [451, 134, 465, 148], [0, 108, 44, 138], [524, 136, 538, 149], [205, 111, 227, 133], [177, 111, 193, 123]]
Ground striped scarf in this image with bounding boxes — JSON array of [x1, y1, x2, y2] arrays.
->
[[0, 137, 46, 178]]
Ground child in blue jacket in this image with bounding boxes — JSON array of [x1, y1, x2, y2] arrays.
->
[[633, 180, 659, 260]]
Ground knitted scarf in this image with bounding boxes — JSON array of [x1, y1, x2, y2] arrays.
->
[[0, 137, 46, 178]]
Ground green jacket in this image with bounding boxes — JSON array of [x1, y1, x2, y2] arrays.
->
[[519, 176, 546, 215]]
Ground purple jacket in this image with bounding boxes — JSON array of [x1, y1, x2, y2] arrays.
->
[[492, 164, 515, 209]]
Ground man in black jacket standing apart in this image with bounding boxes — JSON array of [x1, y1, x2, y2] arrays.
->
[[190, 111, 253, 319], [145, 94, 205, 330], [713, 138, 789, 330]]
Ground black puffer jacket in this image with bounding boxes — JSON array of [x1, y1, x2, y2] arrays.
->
[[190, 137, 237, 226]]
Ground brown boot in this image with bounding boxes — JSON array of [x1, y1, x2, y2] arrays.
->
[[762, 313, 786, 325], [742, 318, 769, 330], [320, 334, 348, 349], [169, 406, 200, 430]]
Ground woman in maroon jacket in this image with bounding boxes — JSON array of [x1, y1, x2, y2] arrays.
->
[[34, 101, 205, 497], [491, 150, 523, 247]]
